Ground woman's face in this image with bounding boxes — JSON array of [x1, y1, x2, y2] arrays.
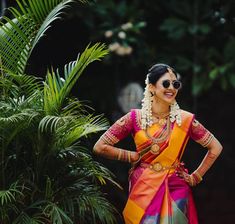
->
[[150, 69, 180, 105]]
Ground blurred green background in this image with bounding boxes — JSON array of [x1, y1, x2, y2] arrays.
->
[[2, 0, 235, 223]]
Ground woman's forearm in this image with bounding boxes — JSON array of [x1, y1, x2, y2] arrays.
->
[[93, 139, 139, 163], [178, 137, 222, 186], [194, 137, 223, 177]]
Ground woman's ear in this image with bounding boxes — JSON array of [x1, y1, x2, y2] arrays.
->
[[148, 83, 155, 94]]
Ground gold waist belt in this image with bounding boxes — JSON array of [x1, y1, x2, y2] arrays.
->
[[140, 161, 179, 172]]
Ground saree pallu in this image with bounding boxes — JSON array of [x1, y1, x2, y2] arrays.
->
[[123, 110, 198, 224]]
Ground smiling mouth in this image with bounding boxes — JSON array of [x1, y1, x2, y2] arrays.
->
[[164, 92, 175, 98]]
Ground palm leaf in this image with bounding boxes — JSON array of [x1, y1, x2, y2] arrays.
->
[[43, 43, 109, 115], [0, 0, 87, 74], [43, 202, 73, 224], [38, 115, 71, 133], [4, 71, 43, 97], [0, 72, 42, 100], [0, 102, 40, 149], [13, 212, 48, 224], [0, 182, 23, 206], [76, 185, 117, 224], [55, 113, 108, 147], [57, 179, 117, 224], [55, 143, 121, 190]]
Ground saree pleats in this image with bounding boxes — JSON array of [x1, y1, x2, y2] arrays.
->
[[140, 173, 196, 224]]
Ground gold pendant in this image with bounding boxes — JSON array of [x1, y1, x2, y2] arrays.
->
[[151, 162, 163, 172], [158, 118, 166, 126], [150, 144, 160, 154]]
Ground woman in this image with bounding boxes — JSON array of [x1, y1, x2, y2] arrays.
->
[[93, 63, 222, 224]]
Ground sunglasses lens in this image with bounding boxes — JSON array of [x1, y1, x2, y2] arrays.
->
[[162, 80, 170, 88], [173, 81, 181, 89]]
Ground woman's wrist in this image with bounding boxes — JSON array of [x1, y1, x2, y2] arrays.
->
[[187, 172, 203, 187], [131, 152, 141, 164], [192, 171, 203, 184], [117, 149, 140, 163]]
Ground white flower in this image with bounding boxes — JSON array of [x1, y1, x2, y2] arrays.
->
[[121, 22, 133, 30], [115, 46, 133, 56], [116, 46, 127, 56], [108, 42, 121, 52], [124, 46, 133, 55], [118, 31, 126, 39], [104, 30, 113, 38]]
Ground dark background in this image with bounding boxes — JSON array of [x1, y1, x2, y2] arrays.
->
[[3, 0, 235, 223]]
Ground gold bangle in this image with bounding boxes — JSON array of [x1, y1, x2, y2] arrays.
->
[[194, 171, 203, 182], [117, 149, 122, 160], [128, 151, 131, 163], [189, 175, 195, 186]]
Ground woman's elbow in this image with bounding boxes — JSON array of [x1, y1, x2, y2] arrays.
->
[[217, 143, 223, 155], [209, 137, 223, 155], [93, 140, 105, 155]]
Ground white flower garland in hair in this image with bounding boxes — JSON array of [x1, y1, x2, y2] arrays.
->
[[170, 101, 182, 126], [141, 76, 153, 129]]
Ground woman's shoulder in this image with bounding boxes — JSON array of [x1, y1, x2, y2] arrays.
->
[[129, 108, 142, 131], [180, 109, 195, 118], [129, 108, 141, 117], [179, 109, 195, 131]]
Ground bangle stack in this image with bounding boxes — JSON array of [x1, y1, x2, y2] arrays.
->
[[117, 148, 122, 160], [117, 149, 132, 163], [192, 171, 203, 185]]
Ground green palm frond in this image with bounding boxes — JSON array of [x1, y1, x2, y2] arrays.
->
[[44, 43, 109, 115], [62, 99, 89, 116], [56, 144, 121, 189], [1, 71, 43, 98], [80, 114, 109, 136], [0, 1, 118, 223], [0, 182, 23, 206], [44, 202, 73, 224], [0, 105, 40, 149], [76, 185, 117, 224], [0, 108, 39, 130], [58, 180, 117, 224], [56, 113, 108, 147], [38, 115, 71, 133], [0, 190, 16, 206], [12, 212, 48, 224], [0, 111, 29, 124], [0, 0, 86, 74]]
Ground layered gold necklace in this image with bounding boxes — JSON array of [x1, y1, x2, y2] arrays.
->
[[152, 111, 170, 126], [145, 116, 171, 155]]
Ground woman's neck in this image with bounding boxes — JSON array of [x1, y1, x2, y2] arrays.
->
[[152, 99, 170, 116]]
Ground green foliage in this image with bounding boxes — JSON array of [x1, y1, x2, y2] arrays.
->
[[0, 0, 87, 74], [43, 43, 108, 115], [78, 0, 235, 98], [0, 0, 117, 223], [77, 0, 148, 66], [149, 0, 235, 96]]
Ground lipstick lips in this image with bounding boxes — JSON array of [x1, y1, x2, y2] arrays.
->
[[164, 91, 175, 98]]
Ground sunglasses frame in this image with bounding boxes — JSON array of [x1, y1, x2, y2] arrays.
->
[[162, 79, 182, 90]]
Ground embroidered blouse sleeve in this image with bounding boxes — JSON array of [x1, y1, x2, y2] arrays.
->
[[190, 118, 214, 147], [100, 112, 133, 145]]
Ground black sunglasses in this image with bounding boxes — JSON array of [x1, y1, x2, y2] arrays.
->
[[162, 79, 182, 90]]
